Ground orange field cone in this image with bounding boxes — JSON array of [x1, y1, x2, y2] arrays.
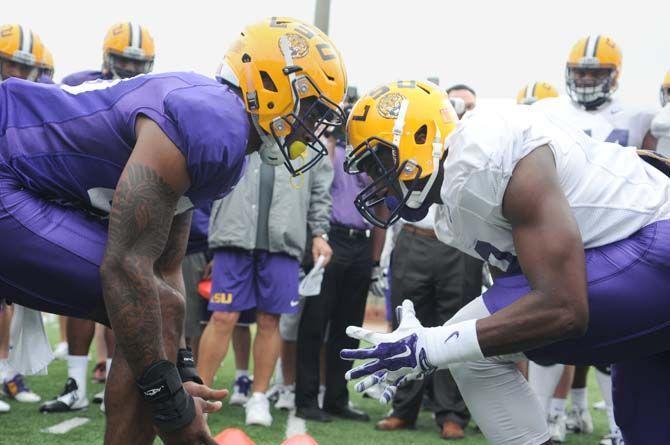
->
[[281, 434, 319, 445], [198, 278, 212, 300], [214, 427, 255, 445]]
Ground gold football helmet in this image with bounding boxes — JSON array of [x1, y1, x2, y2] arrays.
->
[[566, 35, 622, 109], [344, 80, 458, 227], [219, 17, 347, 175], [0, 24, 44, 81], [517, 82, 559, 105], [660, 70, 670, 107], [103, 22, 155, 79]]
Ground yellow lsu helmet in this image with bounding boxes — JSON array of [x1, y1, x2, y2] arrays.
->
[[0, 24, 45, 81], [660, 70, 670, 107], [344, 80, 458, 227], [517, 82, 559, 105], [39, 47, 54, 79], [219, 17, 347, 176], [103, 22, 155, 79], [566, 35, 622, 109]]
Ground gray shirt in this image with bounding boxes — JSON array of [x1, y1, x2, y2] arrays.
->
[[208, 151, 333, 260], [255, 162, 275, 250]]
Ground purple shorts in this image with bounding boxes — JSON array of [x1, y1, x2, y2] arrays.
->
[[0, 165, 106, 319], [483, 219, 670, 444], [208, 248, 300, 315]]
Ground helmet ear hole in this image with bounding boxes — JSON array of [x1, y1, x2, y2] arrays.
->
[[260, 71, 278, 92], [414, 125, 428, 145]]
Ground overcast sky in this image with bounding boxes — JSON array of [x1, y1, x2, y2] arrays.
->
[[7, 0, 670, 108]]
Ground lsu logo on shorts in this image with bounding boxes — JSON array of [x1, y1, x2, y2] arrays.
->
[[211, 292, 233, 304]]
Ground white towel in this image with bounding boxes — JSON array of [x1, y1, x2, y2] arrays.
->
[[298, 255, 326, 298], [9, 305, 54, 375]]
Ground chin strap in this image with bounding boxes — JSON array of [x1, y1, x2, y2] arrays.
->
[[400, 121, 444, 210]]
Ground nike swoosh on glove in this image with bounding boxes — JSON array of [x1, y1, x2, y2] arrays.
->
[[340, 300, 436, 403]]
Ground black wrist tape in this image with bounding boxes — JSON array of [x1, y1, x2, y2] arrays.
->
[[137, 360, 195, 432], [177, 348, 203, 384]]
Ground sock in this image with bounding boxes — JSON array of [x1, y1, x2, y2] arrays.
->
[[570, 387, 588, 411], [594, 368, 613, 406], [0, 359, 18, 382], [106, 358, 112, 374], [235, 369, 248, 380], [67, 355, 89, 402], [528, 362, 564, 415], [606, 406, 619, 435], [549, 398, 567, 418]]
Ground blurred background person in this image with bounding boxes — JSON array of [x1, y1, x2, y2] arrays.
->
[[61, 22, 154, 85], [197, 148, 333, 427], [295, 104, 385, 422]]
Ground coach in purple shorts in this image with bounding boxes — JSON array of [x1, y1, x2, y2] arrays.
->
[[197, 150, 333, 427]]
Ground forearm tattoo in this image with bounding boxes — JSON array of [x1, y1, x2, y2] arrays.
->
[[101, 163, 180, 376]]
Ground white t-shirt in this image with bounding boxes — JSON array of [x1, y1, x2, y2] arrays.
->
[[532, 96, 655, 149], [434, 106, 670, 272], [651, 104, 670, 156]]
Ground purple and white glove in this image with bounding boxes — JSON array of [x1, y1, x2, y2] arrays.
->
[[341, 300, 484, 404]]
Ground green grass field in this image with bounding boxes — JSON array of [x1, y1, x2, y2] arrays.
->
[[1, 319, 610, 445]]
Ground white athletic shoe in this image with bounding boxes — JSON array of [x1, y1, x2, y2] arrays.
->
[[566, 406, 594, 434], [594, 400, 607, 410], [92, 389, 104, 404], [39, 378, 88, 413], [3, 374, 41, 403], [229, 375, 253, 406], [245, 392, 272, 427], [318, 385, 325, 409], [548, 413, 567, 443], [0, 399, 9, 413], [52, 342, 69, 360], [599, 430, 625, 445], [274, 386, 295, 411]]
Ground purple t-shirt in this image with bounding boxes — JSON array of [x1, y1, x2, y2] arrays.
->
[[61, 70, 111, 86], [0, 72, 249, 212], [330, 143, 372, 231]]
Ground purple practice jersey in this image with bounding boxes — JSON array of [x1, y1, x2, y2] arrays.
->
[[61, 69, 110, 86], [0, 72, 249, 213], [187, 205, 211, 255]]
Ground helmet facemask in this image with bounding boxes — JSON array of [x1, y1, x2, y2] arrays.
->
[[566, 64, 617, 109], [0, 53, 39, 82], [104, 50, 153, 79], [660, 85, 670, 107], [247, 34, 345, 176], [266, 73, 345, 175], [344, 100, 444, 228]]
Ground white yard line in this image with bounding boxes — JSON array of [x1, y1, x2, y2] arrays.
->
[[285, 409, 307, 439], [41, 417, 90, 434]]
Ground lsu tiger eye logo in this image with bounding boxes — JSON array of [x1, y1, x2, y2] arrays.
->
[[281, 33, 309, 59], [376, 92, 406, 119]]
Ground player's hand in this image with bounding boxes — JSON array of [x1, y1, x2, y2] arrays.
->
[[158, 395, 222, 445], [369, 265, 388, 298], [182, 380, 228, 402], [341, 300, 436, 404], [312, 236, 332, 267]]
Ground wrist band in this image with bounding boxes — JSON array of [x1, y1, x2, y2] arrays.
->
[[425, 319, 484, 368], [177, 348, 203, 384], [137, 360, 195, 432]]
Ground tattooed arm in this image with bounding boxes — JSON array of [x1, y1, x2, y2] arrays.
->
[[100, 116, 191, 377], [155, 210, 193, 351]]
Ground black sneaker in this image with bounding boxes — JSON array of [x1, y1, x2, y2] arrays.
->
[[39, 378, 88, 413]]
